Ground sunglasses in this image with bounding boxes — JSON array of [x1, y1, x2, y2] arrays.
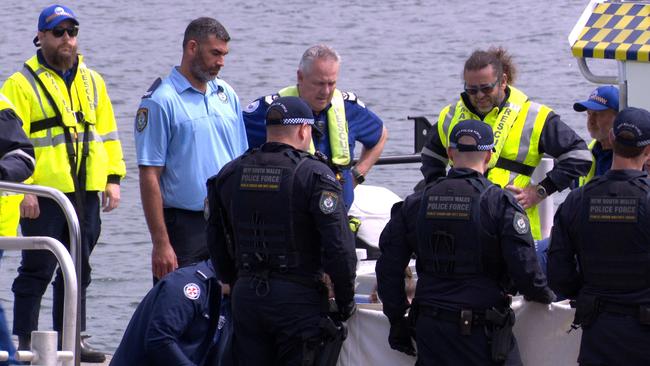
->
[[49, 26, 79, 38], [464, 79, 499, 95]]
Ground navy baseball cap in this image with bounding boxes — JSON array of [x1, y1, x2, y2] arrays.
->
[[573, 85, 619, 112], [449, 119, 495, 152], [38, 5, 78, 31], [266, 96, 315, 126], [613, 107, 650, 147]]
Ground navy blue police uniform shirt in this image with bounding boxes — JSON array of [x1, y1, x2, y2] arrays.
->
[[206, 142, 357, 306], [110, 261, 221, 366], [376, 168, 554, 323], [0, 107, 34, 182], [243, 93, 384, 210]]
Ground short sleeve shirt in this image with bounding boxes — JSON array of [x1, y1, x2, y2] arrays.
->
[[135, 67, 248, 211]]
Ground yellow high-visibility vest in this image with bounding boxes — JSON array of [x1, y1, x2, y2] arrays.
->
[[277, 86, 351, 166], [1, 55, 125, 193], [437, 86, 551, 240], [578, 140, 598, 187], [0, 95, 23, 236]]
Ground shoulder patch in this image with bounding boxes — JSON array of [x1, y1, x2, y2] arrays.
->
[[136, 108, 148, 132], [264, 94, 279, 105], [141, 77, 161, 99], [342, 91, 365, 108], [244, 100, 260, 113], [513, 212, 530, 235], [319, 191, 339, 214], [184, 283, 201, 300]]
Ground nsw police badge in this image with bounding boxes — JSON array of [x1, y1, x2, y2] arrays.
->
[[513, 212, 530, 235], [319, 191, 338, 214], [136, 108, 148, 132]]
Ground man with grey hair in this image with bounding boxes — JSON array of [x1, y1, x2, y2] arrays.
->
[[135, 17, 248, 282], [244, 44, 388, 211]]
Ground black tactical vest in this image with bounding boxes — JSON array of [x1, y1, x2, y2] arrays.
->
[[416, 176, 502, 279], [230, 148, 310, 274], [577, 176, 650, 290]]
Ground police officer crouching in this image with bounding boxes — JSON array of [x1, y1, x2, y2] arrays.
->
[[548, 107, 650, 366], [376, 119, 555, 365], [206, 96, 357, 365]]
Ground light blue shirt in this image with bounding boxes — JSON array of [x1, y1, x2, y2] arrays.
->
[[135, 67, 248, 211]]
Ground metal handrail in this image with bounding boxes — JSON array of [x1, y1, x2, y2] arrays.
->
[[0, 237, 77, 366], [576, 57, 618, 84], [0, 182, 81, 366]]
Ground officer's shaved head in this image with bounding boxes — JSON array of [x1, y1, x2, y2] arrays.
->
[[183, 17, 230, 49], [299, 44, 341, 74]]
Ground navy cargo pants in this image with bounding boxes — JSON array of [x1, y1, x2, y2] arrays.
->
[[232, 278, 325, 365], [12, 192, 100, 336]]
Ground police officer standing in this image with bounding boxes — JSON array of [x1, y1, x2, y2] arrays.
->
[[548, 107, 650, 365], [1, 4, 126, 362], [207, 96, 357, 365], [377, 119, 555, 365]]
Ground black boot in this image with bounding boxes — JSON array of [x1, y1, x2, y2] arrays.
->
[[79, 335, 106, 363], [17, 335, 30, 350]]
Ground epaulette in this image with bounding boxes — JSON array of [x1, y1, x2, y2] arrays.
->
[[141, 77, 162, 99], [264, 93, 280, 106], [341, 91, 365, 108]]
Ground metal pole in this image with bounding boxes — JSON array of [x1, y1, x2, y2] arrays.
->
[[0, 237, 77, 366], [576, 57, 618, 85], [31, 331, 58, 366], [0, 182, 81, 366]]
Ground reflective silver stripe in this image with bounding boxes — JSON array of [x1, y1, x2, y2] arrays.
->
[[3, 149, 36, 168], [20, 67, 48, 118], [31, 130, 102, 148], [421, 146, 449, 165], [0, 94, 13, 106], [100, 131, 119, 142], [0, 191, 20, 196], [557, 149, 593, 162], [515, 102, 542, 163], [89, 72, 98, 108], [441, 104, 456, 137]]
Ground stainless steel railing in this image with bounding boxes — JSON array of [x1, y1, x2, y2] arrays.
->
[[0, 182, 81, 366]]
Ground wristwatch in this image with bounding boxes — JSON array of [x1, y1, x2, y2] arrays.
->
[[351, 166, 365, 184], [535, 184, 548, 199]]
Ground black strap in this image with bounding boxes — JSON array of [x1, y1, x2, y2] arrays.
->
[[599, 301, 640, 317], [30, 117, 60, 133], [494, 157, 535, 177], [418, 305, 487, 326]]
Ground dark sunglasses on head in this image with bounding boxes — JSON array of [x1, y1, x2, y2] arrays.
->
[[464, 79, 499, 95], [49, 26, 79, 38]]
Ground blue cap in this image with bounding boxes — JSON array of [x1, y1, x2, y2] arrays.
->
[[38, 5, 78, 31], [573, 85, 619, 112], [266, 97, 314, 126], [449, 119, 495, 152], [613, 107, 650, 147]]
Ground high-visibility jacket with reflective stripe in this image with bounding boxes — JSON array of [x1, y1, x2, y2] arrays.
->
[[0, 95, 29, 236], [1, 54, 126, 193], [578, 140, 598, 187], [436, 86, 550, 240], [277, 86, 351, 167]]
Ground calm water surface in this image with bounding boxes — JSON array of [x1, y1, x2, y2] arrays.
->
[[0, 0, 616, 351]]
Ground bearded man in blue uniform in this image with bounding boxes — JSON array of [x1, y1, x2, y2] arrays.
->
[[243, 44, 387, 210]]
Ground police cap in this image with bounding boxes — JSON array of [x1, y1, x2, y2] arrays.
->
[[613, 107, 650, 147], [266, 96, 314, 126], [449, 119, 495, 152]]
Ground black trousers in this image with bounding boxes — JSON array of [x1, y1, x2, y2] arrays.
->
[[12, 192, 100, 336], [578, 312, 650, 366]]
